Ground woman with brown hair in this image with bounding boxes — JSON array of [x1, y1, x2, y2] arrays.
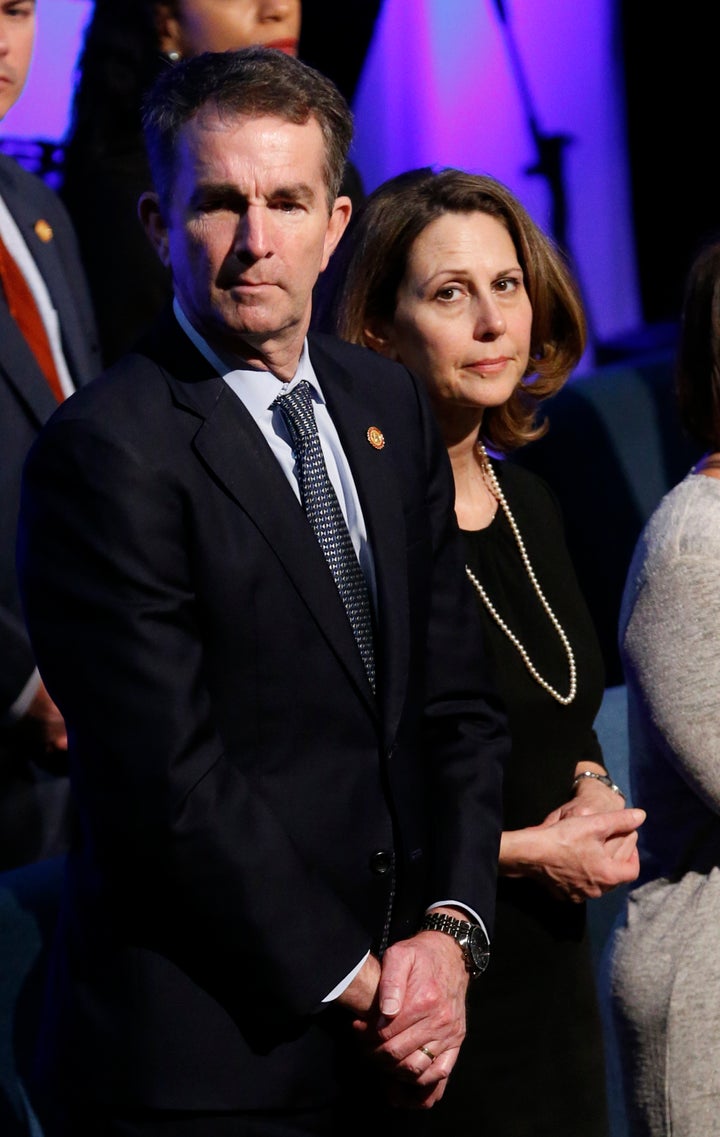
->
[[336, 166, 644, 1135]]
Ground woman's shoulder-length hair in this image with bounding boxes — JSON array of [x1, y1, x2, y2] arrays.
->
[[336, 166, 586, 453]]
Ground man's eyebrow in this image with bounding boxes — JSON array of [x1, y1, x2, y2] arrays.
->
[[269, 182, 317, 204], [190, 182, 246, 206], [189, 181, 318, 207]]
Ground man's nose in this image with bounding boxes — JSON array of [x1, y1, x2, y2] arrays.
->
[[234, 205, 271, 259]]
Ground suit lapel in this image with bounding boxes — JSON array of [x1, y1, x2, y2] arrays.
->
[[0, 159, 95, 385], [155, 322, 378, 714], [0, 299, 61, 427]]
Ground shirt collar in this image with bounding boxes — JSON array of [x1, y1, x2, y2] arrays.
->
[[172, 297, 322, 418]]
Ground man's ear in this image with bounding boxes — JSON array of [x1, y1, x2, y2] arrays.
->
[[153, 2, 182, 56], [138, 192, 171, 268], [320, 195, 353, 272]]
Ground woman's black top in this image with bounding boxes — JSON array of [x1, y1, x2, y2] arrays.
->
[[427, 458, 609, 1137]]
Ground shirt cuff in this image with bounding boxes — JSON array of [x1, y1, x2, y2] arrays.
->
[[322, 951, 371, 1003], [426, 900, 491, 944], [5, 668, 42, 723]]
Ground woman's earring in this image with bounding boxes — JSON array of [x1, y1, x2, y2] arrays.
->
[[166, 50, 181, 63]]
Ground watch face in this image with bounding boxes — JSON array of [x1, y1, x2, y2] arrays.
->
[[468, 925, 491, 975]]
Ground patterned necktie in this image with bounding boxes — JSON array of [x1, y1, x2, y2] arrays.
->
[[273, 380, 376, 692], [0, 231, 64, 403]]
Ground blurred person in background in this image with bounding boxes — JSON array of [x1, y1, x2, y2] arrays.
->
[[60, 0, 364, 365], [608, 237, 720, 1137], [0, 0, 100, 870]]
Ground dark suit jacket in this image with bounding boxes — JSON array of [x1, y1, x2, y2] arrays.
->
[[18, 315, 507, 1112], [0, 152, 101, 870]]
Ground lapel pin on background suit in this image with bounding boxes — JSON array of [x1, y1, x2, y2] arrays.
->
[[366, 427, 385, 450], [34, 219, 54, 243]]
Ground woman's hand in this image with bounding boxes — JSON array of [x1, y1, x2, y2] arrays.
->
[[499, 806, 645, 902]]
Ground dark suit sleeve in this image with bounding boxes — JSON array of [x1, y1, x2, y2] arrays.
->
[[409, 370, 507, 933], [18, 414, 372, 1018]]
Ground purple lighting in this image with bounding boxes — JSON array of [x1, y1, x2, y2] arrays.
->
[[351, 0, 641, 355]]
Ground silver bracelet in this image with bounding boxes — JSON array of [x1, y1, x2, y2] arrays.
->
[[572, 770, 626, 799]]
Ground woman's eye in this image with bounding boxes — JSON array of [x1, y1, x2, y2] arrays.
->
[[435, 285, 462, 301]]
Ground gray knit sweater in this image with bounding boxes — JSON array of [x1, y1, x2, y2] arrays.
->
[[608, 472, 720, 1137]]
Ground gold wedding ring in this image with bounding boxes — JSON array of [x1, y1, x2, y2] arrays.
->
[[418, 1045, 436, 1062]]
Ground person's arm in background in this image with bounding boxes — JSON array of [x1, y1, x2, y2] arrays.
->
[[622, 548, 720, 809], [0, 607, 67, 762]]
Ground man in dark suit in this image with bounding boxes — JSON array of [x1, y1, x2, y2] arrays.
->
[[18, 47, 507, 1136], [0, 0, 101, 870]]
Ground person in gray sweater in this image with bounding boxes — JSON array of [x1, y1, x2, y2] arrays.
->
[[608, 237, 720, 1137]]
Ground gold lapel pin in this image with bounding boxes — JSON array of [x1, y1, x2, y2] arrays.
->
[[366, 426, 385, 450], [34, 219, 54, 243]]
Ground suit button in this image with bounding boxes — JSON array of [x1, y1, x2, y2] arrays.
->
[[369, 850, 392, 875]]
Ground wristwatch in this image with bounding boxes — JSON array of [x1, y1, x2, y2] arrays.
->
[[420, 912, 490, 978]]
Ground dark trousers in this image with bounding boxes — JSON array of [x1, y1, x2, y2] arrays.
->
[[38, 1097, 433, 1137], [41, 1105, 336, 1137]]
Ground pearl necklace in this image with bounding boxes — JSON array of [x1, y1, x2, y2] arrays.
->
[[465, 444, 577, 706]]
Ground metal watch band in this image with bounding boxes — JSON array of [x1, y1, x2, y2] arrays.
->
[[421, 913, 467, 936], [419, 912, 489, 978]]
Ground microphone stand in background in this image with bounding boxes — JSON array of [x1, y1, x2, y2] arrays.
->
[[490, 0, 573, 253], [490, 0, 600, 359]]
